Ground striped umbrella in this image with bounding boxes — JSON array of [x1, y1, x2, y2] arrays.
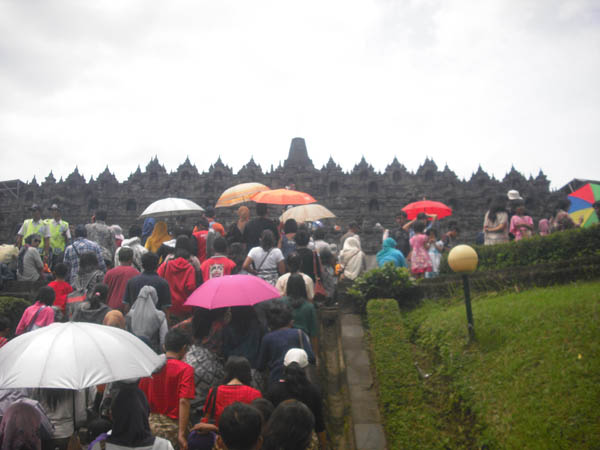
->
[[216, 182, 270, 208]]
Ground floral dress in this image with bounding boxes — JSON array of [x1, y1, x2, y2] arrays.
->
[[409, 233, 432, 275]]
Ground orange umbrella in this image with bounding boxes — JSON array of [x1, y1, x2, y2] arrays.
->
[[216, 182, 270, 208], [251, 188, 317, 205]]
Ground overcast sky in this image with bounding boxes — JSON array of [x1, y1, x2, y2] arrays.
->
[[1, 0, 599, 190]]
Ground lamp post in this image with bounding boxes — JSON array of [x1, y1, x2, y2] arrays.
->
[[447, 245, 478, 341]]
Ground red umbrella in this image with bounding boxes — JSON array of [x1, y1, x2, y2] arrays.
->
[[184, 274, 281, 309], [402, 200, 452, 220], [250, 188, 316, 205]]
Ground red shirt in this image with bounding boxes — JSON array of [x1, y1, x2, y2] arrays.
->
[[104, 265, 140, 310], [202, 384, 262, 425], [200, 255, 237, 281], [192, 230, 208, 263], [48, 280, 73, 312], [139, 358, 195, 420]]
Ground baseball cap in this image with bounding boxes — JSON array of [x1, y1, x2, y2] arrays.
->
[[283, 348, 309, 368]]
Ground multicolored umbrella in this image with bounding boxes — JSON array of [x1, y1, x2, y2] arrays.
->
[[184, 274, 281, 309], [402, 200, 452, 220], [568, 183, 600, 228], [216, 182, 270, 208], [251, 188, 316, 205]]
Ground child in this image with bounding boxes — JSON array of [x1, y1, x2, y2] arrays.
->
[[0, 316, 10, 348], [48, 262, 73, 314], [409, 221, 432, 279], [425, 229, 444, 278]]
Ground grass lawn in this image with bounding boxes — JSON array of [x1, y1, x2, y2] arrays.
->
[[368, 281, 600, 449]]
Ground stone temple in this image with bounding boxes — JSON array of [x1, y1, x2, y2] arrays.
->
[[0, 138, 561, 252]]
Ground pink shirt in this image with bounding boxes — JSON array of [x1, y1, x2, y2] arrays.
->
[[15, 301, 55, 335], [510, 215, 534, 241]]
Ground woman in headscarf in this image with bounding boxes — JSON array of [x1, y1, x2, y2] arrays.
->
[[226, 206, 250, 245], [126, 286, 168, 353], [141, 218, 156, 246], [144, 222, 172, 253], [338, 236, 366, 281], [90, 385, 173, 450], [376, 237, 407, 268], [0, 401, 45, 450]]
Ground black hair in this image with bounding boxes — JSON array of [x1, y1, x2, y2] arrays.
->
[[229, 306, 258, 337], [53, 262, 69, 278], [91, 283, 109, 302], [412, 220, 426, 234], [447, 221, 460, 232], [416, 212, 427, 220], [426, 228, 438, 238], [313, 228, 325, 240], [219, 402, 263, 450], [256, 203, 268, 216], [25, 233, 42, 245], [141, 252, 159, 272], [117, 247, 134, 263], [197, 217, 209, 230], [228, 242, 246, 265], [36, 388, 71, 411], [192, 308, 211, 342], [320, 247, 334, 266], [164, 328, 191, 353], [174, 248, 190, 260], [262, 400, 315, 450], [265, 301, 293, 330], [487, 195, 508, 222], [175, 235, 194, 254], [349, 221, 358, 229], [285, 252, 301, 273], [36, 286, 56, 306], [129, 225, 142, 238], [223, 356, 253, 386], [205, 207, 215, 217], [251, 398, 275, 425], [213, 236, 227, 254], [283, 219, 298, 234], [79, 251, 99, 272], [260, 229, 275, 251], [294, 229, 310, 247], [396, 211, 407, 219], [281, 362, 311, 399], [0, 316, 10, 332], [286, 274, 307, 309], [74, 225, 87, 238], [95, 210, 107, 221]]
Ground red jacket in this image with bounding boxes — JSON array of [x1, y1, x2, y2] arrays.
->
[[193, 230, 208, 263], [157, 257, 196, 317]]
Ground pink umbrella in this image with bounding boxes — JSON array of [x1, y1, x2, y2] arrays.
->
[[184, 274, 281, 309]]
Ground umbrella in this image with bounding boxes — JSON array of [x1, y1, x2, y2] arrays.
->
[[280, 204, 336, 223], [185, 274, 281, 309], [138, 197, 204, 219], [402, 200, 452, 220], [251, 188, 316, 205], [216, 182, 270, 208], [568, 183, 600, 227], [0, 322, 165, 389]]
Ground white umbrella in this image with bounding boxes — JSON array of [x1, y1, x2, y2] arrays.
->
[[280, 204, 336, 223], [138, 197, 204, 219], [0, 322, 165, 389]]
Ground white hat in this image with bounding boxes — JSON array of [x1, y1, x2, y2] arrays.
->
[[283, 348, 309, 368], [507, 190, 523, 201]]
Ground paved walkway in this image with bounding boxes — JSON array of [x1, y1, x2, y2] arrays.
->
[[340, 313, 387, 449]]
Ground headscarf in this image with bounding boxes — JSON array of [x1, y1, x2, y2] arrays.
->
[[102, 310, 126, 329], [106, 385, 155, 448], [0, 401, 42, 450], [144, 221, 171, 253], [339, 236, 364, 280], [126, 286, 165, 341], [376, 237, 406, 268], [237, 206, 250, 231], [141, 218, 156, 245]]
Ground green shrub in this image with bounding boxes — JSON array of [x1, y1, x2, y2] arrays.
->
[[0, 296, 32, 334], [440, 226, 600, 273], [347, 262, 416, 311]]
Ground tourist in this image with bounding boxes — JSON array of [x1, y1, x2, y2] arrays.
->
[[440, 221, 460, 251], [275, 252, 314, 302], [509, 201, 534, 241], [257, 302, 315, 386], [221, 306, 265, 379], [425, 229, 444, 278], [228, 242, 247, 275], [142, 218, 156, 246], [104, 247, 140, 311], [63, 225, 106, 282], [192, 218, 210, 263], [139, 329, 195, 450], [0, 400, 47, 450], [17, 234, 45, 282], [538, 218, 551, 236], [45, 204, 71, 269], [339, 222, 360, 248], [196, 356, 262, 427], [200, 236, 236, 280], [157, 247, 196, 322], [183, 311, 225, 422], [86, 210, 116, 264], [409, 221, 432, 279], [243, 204, 279, 251], [145, 221, 172, 254], [71, 251, 105, 299], [123, 252, 172, 316], [312, 228, 330, 255], [48, 262, 73, 314], [102, 310, 126, 329], [90, 385, 174, 450], [15, 286, 55, 335], [318, 247, 337, 301], [115, 225, 148, 271], [126, 286, 168, 353], [338, 236, 366, 281], [551, 199, 578, 232], [214, 402, 263, 450], [483, 197, 509, 245], [387, 211, 411, 259], [71, 283, 112, 324], [266, 349, 326, 449], [262, 400, 315, 450], [278, 219, 298, 258], [294, 230, 321, 284], [376, 237, 407, 268], [111, 224, 125, 249], [243, 230, 285, 286], [16, 204, 51, 263], [226, 206, 250, 246], [280, 275, 319, 355]]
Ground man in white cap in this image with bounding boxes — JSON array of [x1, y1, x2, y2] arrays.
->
[[45, 204, 71, 268]]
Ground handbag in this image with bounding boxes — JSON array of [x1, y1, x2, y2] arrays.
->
[[312, 251, 327, 299]]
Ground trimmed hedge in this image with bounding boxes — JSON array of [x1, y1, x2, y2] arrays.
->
[[0, 296, 33, 335]]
